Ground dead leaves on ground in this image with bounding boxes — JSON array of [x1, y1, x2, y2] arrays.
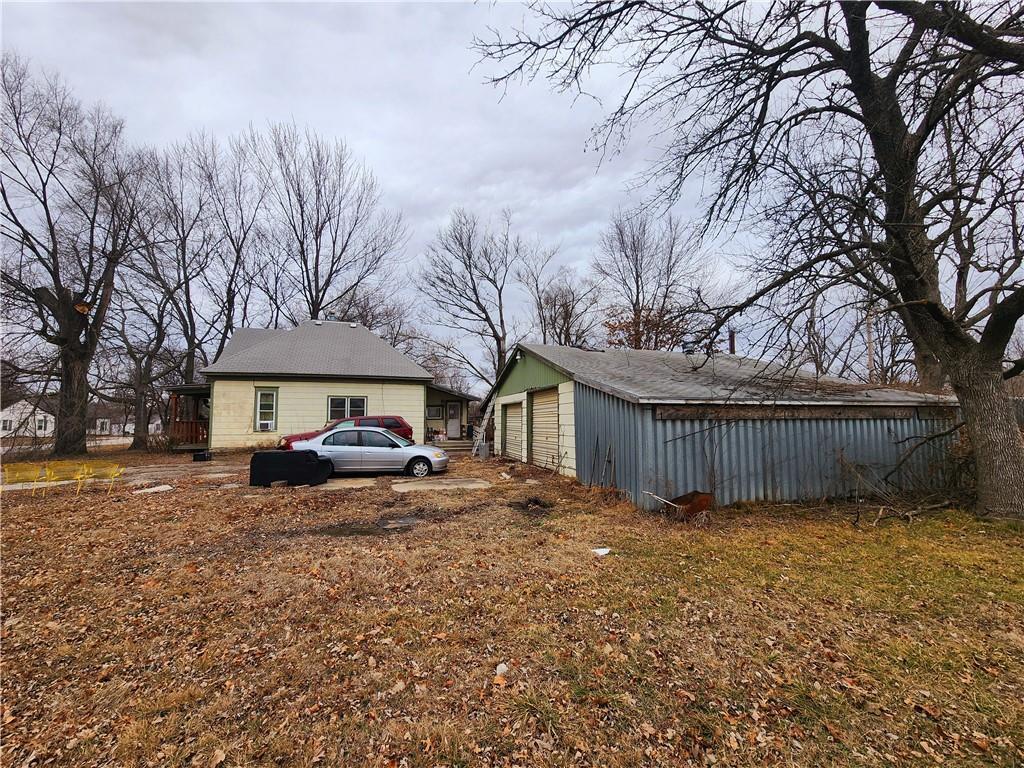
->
[[2, 457, 1022, 766]]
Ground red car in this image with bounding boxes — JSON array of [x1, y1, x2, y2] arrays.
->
[[278, 415, 414, 449]]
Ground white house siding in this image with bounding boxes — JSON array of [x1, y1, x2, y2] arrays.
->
[[209, 379, 426, 449], [556, 381, 576, 477], [0, 401, 55, 438]]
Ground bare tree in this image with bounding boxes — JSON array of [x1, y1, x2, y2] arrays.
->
[[518, 248, 602, 348], [195, 133, 269, 363], [337, 288, 419, 355], [480, 2, 1024, 519], [411, 341, 476, 395], [1, 54, 147, 455], [255, 124, 406, 323], [144, 143, 218, 383], [594, 210, 706, 350], [763, 286, 917, 384], [418, 208, 530, 386], [99, 280, 179, 450]]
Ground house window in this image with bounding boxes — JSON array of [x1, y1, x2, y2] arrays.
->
[[255, 389, 278, 432], [37, 417, 48, 431], [2, 419, 12, 431], [426, 406, 443, 420], [327, 396, 368, 421], [96, 418, 110, 434]]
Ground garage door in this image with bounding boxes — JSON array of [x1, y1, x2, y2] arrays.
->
[[530, 388, 559, 469], [503, 403, 523, 461]]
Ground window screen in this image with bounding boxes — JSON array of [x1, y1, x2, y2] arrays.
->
[[255, 389, 277, 431]]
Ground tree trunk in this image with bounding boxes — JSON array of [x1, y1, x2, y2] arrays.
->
[[948, 358, 1024, 521], [916, 355, 945, 391], [183, 347, 197, 385], [53, 347, 90, 456], [912, 344, 945, 391], [129, 369, 150, 451]]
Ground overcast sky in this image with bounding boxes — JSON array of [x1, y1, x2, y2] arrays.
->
[[3, 1, 684, 271]]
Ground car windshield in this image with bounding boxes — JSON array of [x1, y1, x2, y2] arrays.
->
[[385, 429, 412, 446]]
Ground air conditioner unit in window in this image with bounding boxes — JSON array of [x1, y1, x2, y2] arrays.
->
[[257, 421, 274, 432]]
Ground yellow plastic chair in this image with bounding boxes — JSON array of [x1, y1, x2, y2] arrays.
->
[[2, 462, 44, 494], [89, 462, 126, 494]]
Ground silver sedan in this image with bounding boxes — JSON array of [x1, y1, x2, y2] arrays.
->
[[291, 426, 449, 477]]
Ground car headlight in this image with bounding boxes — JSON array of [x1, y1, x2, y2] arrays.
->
[[433, 452, 446, 459]]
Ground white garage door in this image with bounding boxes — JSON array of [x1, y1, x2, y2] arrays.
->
[[503, 402, 523, 460], [530, 388, 559, 469]]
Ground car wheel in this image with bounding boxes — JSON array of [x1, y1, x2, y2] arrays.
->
[[408, 458, 431, 478]]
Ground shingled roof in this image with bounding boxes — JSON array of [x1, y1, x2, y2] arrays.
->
[[516, 343, 953, 406], [202, 321, 431, 380]]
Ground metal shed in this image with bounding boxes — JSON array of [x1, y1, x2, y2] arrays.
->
[[488, 344, 958, 510]]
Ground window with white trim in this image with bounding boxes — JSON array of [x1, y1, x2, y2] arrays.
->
[[255, 389, 277, 431], [2, 419, 12, 431], [37, 417, 48, 431], [327, 396, 367, 421], [426, 406, 443, 420]]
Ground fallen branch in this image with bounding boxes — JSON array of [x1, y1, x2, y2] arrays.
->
[[884, 421, 965, 483]]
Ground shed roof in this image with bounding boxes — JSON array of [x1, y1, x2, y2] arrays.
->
[[427, 382, 479, 401], [202, 320, 432, 380], [517, 344, 954, 407]]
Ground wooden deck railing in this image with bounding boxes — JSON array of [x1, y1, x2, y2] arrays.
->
[[169, 419, 209, 445]]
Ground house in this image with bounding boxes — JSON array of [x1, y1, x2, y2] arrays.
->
[[487, 343, 959, 509], [0, 397, 56, 439], [87, 402, 130, 436], [425, 382, 478, 441], [166, 320, 473, 450]]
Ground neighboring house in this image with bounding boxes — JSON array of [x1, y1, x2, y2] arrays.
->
[[124, 417, 163, 436], [487, 343, 959, 509], [87, 402, 130, 436], [167, 320, 473, 450], [0, 398, 56, 438]]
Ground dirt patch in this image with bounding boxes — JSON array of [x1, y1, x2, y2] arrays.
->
[[510, 495, 554, 518], [307, 516, 421, 537]]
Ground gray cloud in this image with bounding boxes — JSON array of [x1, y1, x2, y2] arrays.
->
[[4, 1, 665, 270]]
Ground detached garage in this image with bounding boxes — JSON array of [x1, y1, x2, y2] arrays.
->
[[488, 344, 958, 509]]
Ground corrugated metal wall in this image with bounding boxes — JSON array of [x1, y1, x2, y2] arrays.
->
[[574, 383, 958, 510], [573, 384, 644, 501]]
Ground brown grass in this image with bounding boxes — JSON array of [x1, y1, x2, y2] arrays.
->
[[2, 456, 1022, 766]]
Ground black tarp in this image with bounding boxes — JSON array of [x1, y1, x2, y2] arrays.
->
[[249, 450, 333, 487]]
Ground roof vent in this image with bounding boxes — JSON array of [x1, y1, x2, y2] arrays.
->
[[349, 322, 358, 328], [313, 320, 323, 326]]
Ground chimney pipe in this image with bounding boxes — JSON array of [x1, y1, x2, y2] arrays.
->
[[728, 328, 736, 355]]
